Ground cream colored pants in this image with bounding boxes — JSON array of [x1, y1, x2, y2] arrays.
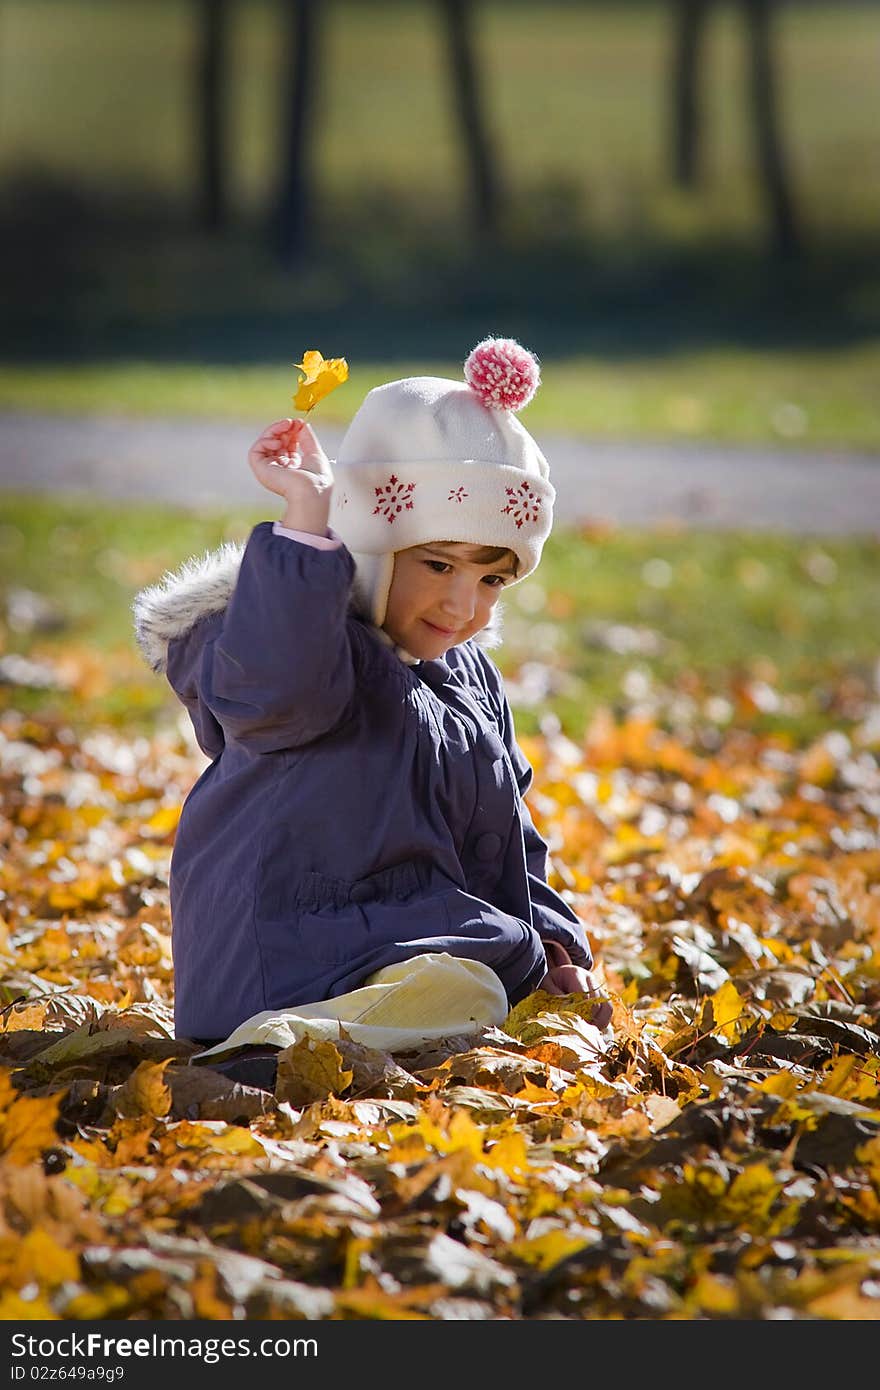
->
[[192, 952, 509, 1062]]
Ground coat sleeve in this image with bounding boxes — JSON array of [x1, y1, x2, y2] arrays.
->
[[164, 610, 227, 760], [473, 647, 594, 970], [166, 522, 359, 754]]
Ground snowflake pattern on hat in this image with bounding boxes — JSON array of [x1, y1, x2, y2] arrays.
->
[[448, 486, 469, 503], [373, 474, 416, 524], [501, 480, 542, 529]]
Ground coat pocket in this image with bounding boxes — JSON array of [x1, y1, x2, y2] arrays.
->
[[293, 861, 420, 913], [257, 859, 424, 966]]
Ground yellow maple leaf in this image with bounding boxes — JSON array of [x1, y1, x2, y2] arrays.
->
[[163, 1120, 265, 1158], [509, 1228, 594, 1272], [718, 1162, 781, 1229], [64, 1285, 131, 1320], [484, 1129, 529, 1178], [0, 1072, 61, 1166], [757, 1071, 799, 1099], [503, 990, 610, 1042], [708, 979, 746, 1044], [820, 1053, 879, 1103], [111, 1059, 172, 1119], [104, 1183, 140, 1218], [386, 1107, 486, 1165], [0, 1288, 59, 1320], [275, 1036, 353, 1106], [687, 1271, 740, 1316], [292, 350, 349, 412], [11, 1228, 80, 1290]]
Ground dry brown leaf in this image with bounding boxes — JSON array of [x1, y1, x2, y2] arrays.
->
[[275, 1037, 354, 1107], [108, 1059, 172, 1119]]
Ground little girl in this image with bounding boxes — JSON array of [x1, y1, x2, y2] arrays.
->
[[134, 337, 606, 1046]]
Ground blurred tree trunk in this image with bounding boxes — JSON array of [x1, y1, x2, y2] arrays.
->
[[741, 0, 801, 258], [196, 0, 231, 231], [276, 0, 322, 264], [438, 0, 502, 239], [670, 0, 800, 256], [671, 0, 711, 188]]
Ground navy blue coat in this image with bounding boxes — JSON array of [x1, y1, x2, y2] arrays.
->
[[135, 522, 592, 1041]]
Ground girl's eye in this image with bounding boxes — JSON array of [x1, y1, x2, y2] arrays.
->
[[483, 575, 506, 588], [426, 560, 451, 574]]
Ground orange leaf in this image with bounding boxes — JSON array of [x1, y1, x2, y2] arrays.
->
[[0, 1072, 61, 1166], [11, 1229, 80, 1290], [0, 1288, 59, 1320], [111, 1059, 172, 1119], [275, 1036, 353, 1106]]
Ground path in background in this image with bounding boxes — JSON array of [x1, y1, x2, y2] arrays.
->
[[1, 411, 878, 534]]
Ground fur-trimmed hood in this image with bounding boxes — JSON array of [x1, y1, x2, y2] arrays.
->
[[132, 539, 503, 675], [133, 540, 245, 674]]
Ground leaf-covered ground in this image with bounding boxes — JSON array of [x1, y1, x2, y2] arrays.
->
[[1, 666, 879, 1321]]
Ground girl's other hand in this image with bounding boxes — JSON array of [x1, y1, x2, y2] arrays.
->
[[540, 966, 613, 1029], [540, 941, 612, 1028]]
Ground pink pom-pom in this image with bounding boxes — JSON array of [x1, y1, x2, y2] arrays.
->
[[464, 336, 540, 412]]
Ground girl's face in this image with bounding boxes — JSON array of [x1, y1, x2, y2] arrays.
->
[[383, 542, 517, 658]]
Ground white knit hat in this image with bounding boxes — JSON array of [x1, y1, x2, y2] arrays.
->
[[329, 337, 554, 627]]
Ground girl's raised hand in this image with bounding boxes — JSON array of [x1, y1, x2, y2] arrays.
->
[[248, 419, 333, 497], [247, 419, 334, 533]]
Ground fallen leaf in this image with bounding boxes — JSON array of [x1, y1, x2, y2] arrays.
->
[[0, 1071, 61, 1165], [275, 1037, 354, 1106]]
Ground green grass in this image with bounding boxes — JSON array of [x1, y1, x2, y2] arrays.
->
[[2, 492, 878, 748], [0, 495, 264, 729], [1, 342, 879, 450], [506, 524, 880, 743], [1, 2, 879, 452]]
